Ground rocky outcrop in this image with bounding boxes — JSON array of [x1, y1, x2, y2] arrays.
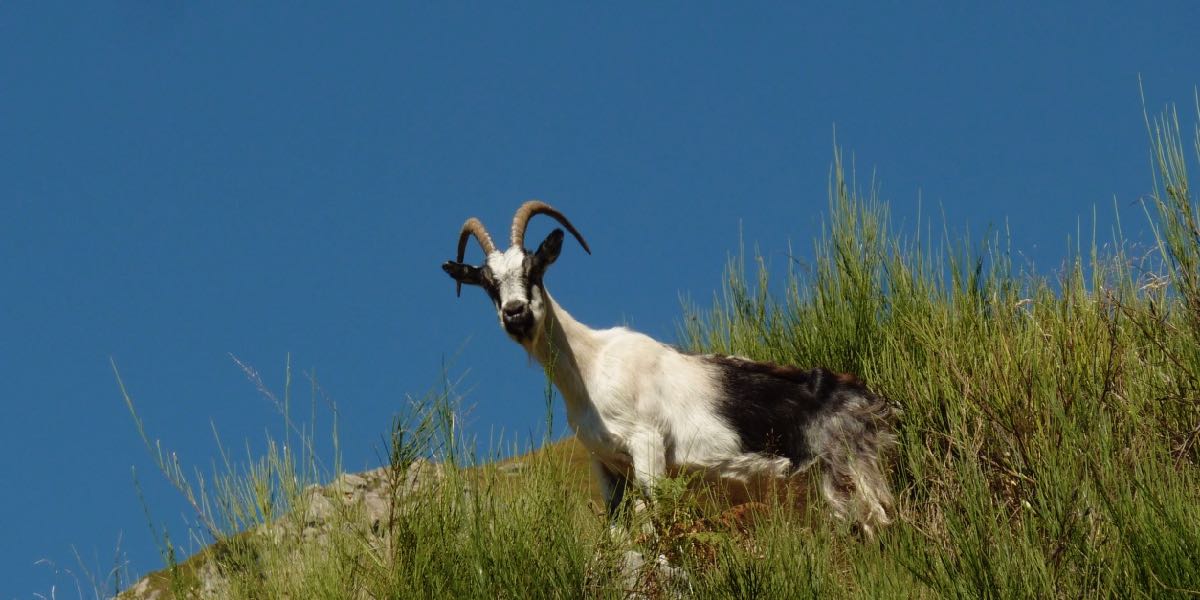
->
[[118, 458, 443, 599], [116, 438, 712, 599]]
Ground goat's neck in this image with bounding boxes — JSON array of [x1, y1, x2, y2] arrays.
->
[[525, 291, 598, 408]]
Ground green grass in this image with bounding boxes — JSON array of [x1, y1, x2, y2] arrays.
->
[[118, 95, 1200, 599]]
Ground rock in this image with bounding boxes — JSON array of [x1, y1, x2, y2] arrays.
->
[[118, 458, 444, 599], [498, 461, 527, 474], [616, 549, 690, 599], [124, 579, 161, 600], [196, 561, 229, 599], [620, 548, 647, 587]]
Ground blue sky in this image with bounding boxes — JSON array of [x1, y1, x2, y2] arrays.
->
[[2, 3, 1196, 596]]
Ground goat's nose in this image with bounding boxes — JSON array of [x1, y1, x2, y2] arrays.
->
[[502, 301, 526, 318]]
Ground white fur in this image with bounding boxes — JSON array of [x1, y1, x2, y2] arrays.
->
[[486, 248, 530, 309], [520, 291, 787, 500]]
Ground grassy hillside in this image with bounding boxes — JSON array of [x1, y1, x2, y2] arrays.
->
[[117, 99, 1199, 598]]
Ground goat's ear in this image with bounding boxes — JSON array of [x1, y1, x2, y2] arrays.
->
[[531, 228, 565, 272], [442, 261, 484, 297]]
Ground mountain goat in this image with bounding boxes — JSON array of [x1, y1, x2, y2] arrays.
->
[[442, 201, 895, 534]]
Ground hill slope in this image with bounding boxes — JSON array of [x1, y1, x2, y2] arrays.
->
[[117, 101, 1200, 598]]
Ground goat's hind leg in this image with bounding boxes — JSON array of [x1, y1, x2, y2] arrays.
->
[[818, 453, 889, 539], [815, 399, 896, 537]]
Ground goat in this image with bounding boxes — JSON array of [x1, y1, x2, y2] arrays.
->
[[442, 201, 896, 535]]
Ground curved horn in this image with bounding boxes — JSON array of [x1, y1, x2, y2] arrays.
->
[[509, 200, 592, 254], [456, 217, 497, 262], [454, 217, 497, 297]]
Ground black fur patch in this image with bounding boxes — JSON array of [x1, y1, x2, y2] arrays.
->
[[705, 355, 874, 467], [479, 266, 502, 307]]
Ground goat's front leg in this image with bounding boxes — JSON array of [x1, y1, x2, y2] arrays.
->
[[627, 428, 667, 508], [591, 457, 629, 522]]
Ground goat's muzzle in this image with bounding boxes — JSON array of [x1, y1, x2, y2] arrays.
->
[[501, 300, 534, 338]]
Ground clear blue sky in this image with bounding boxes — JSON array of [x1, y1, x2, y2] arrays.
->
[[2, 3, 1196, 596]]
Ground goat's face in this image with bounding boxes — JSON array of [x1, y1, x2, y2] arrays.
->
[[443, 229, 565, 342], [444, 201, 590, 343]]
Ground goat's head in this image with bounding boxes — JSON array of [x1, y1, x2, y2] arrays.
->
[[442, 201, 590, 342]]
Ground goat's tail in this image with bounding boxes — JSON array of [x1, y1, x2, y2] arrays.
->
[[815, 390, 897, 537]]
